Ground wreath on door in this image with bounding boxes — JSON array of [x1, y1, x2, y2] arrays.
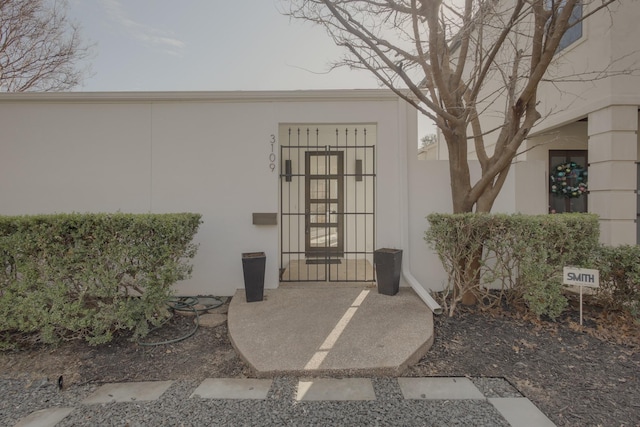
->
[[550, 161, 588, 198]]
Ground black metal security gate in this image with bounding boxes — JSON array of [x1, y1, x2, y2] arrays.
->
[[280, 125, 376, 282]]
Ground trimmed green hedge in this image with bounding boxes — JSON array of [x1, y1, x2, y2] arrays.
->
[[426, 213, 600, 317], [0, 213, 201, 348], [591, 245, 640, 318]]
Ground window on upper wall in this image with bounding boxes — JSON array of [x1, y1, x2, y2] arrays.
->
[[558, 3, 583, 51], [547, 1, 583, 52]]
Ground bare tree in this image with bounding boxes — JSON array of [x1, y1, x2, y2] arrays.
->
[[286, 0, 617, 214], [0, 0, 90, 92]]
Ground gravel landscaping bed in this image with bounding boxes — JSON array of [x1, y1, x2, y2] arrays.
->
[[1, 296, 638, 426], [0, 377, 512, 427]]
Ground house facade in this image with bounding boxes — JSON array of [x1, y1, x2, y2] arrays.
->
[[431, 1, 640, 245], [522, 0, 640, 246], [0, 90, 541, 297]]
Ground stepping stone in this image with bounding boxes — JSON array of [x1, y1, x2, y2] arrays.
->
[[489, 397, 556, 427], [398, 377, 485, 400], [176, 304, 207, 317], [190, 378, 272, 400], [196, 313, 227, 328], [296, 378, 376, 401], [208, 304, 229, 315], [82, 381, 173, 404], [14, 407, 74, 427]]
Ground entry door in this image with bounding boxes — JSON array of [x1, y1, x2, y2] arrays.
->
[[305, 151, 344, 257], [549, 150, 588, 213]]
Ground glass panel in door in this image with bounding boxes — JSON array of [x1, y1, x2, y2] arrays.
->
[[305, 152, 344, 256], [549, 150, 588, 214]]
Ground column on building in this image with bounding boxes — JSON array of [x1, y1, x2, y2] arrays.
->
[[587, 105, 638, 245]]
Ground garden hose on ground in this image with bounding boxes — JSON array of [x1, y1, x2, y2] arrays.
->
[[137, 296, 224, 346]]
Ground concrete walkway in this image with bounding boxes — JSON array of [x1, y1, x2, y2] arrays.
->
[[7, 286, 558, 426], [10, 377, 556, 426], [227, 286, 434, 377]]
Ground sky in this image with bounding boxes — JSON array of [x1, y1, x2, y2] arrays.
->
[[67, 0, 380, 92], [66, 0, 435, 137]]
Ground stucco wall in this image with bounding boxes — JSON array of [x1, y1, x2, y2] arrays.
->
[[463, 2, 640, 160], [405, 157, 545, 292], [1, 103, 152, 213], [523, 121, 589, 163], [0, 91, 414, 296], [1, 90, 545, 297], [532, 1, 640, 133]]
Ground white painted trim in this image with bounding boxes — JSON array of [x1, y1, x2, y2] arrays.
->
[[0, 89, 400, 104], [530, 96, 640, 136]]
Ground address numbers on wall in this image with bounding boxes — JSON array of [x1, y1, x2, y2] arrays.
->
[[269, 134, 277, 172]]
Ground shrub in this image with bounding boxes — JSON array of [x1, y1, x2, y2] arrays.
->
[[591, 245, 640, 318], [0, 213, 201, 348], [515, 214, 599, 319], [424, 213, 490, 315], [426, 213, 599, 318]]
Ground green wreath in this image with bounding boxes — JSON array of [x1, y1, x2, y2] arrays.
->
[[550, 161, 588, 198]]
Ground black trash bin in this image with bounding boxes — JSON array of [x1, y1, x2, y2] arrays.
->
[[242, 252, 265, 302], [374, 248, 403, 296]]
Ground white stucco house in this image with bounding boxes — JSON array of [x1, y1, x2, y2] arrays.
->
[[0, 89, 544, 299], [6, 3, 632, 300], [432, 1, 640, 246]]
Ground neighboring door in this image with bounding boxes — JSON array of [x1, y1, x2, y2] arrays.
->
[[549, 150, 588, 213], [305, 151, 344, 257]]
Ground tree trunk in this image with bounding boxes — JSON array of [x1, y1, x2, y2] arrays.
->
[[461, 289, 477, 305], [462, 246, 483, 306], [447, 131, 473, 214]]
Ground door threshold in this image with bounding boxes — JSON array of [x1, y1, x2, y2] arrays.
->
[[279, 281, 376, 289], [306, 258, 342, 265]]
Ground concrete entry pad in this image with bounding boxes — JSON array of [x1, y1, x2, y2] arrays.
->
[[398, 377, 485, 400], [82, 381, 173, 404], [296, 378, 376, 401], [489, 398, 556, 427], [14, 407, 74, 427], [228, 286, 433, 377], [190, 378, 272, 400]]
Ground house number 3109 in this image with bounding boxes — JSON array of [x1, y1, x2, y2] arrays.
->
[[269, 134, 276, 172]]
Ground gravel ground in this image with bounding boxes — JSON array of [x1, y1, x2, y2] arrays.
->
[[1, 377, 516, 427], [406, 305, 640, 427], [2, 296, 638, 426]]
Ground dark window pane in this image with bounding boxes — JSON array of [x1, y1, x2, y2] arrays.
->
[[558, 3, 583, 51]]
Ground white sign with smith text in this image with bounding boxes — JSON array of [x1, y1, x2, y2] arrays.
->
[[563, 267, 599, 288]]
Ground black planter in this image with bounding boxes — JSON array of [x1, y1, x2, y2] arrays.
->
[[374, 248, 403, 296], [242, 252, 265, 302]]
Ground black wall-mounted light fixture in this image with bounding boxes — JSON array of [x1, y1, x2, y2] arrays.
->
[[285, 159, 292, 182], [355, 159, 363, 182]]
